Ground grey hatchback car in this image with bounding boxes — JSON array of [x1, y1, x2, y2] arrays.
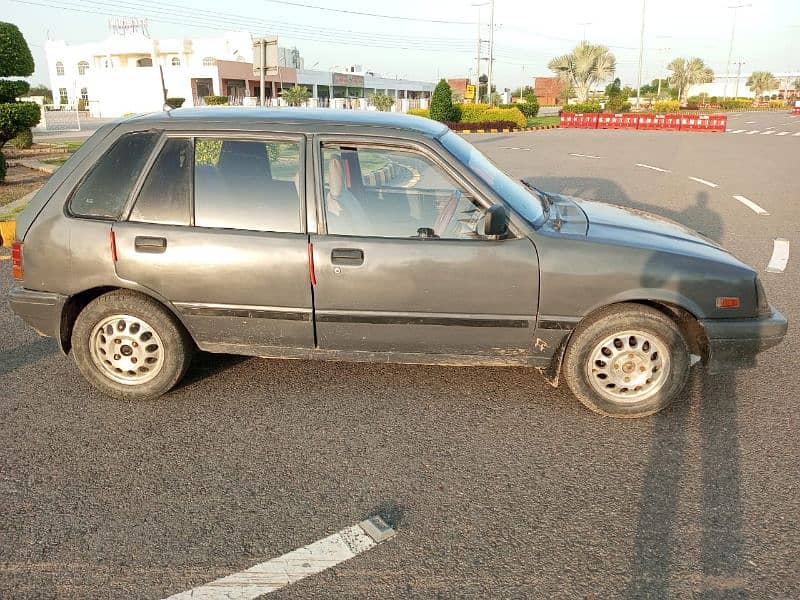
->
[[8, 108, 787, 417]]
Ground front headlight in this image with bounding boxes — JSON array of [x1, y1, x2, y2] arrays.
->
[[755, 277, 770, 316]]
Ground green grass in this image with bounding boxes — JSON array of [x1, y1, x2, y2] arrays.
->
[[42, 157, 68, 167], [526, 116, 560, 128], [0, 204, 26, 222]]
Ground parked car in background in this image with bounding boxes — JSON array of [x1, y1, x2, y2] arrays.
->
[[8, 108, 787, 417]]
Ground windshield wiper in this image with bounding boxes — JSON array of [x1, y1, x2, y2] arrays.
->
[[520, 179, 552, 215]]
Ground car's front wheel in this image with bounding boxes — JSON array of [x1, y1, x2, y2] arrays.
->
[[72, 290, 193, 400], [563, 304, 690, 418]]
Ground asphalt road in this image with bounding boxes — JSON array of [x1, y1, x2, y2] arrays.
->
[[2, 110, 798, 598]]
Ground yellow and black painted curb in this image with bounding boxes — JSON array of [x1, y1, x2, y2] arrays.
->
[[457, 125, 560, 134], [362, 162, 397, 186]]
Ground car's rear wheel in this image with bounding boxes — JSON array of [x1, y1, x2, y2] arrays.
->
[[563, 304, 690, 418], [72, 290, 193, 400]]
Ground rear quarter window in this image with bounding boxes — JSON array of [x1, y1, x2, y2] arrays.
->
[[68, 131, 159, 219]]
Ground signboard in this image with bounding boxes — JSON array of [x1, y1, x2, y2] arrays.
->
[[465, 84, 476, 100], [252, 37, 279, 75], [333, 73, 365, 87]]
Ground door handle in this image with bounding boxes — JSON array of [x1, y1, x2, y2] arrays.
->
[[331, 248, 364, 265], [134, 236, 167, 253]]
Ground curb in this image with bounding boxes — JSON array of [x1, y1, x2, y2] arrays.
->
[[458, 125, 560, 134], [5, 158, 58, 175]]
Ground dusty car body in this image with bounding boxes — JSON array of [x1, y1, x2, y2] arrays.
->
[[8, 108, 787, 417]]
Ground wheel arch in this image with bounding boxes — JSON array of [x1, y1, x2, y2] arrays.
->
[[59, 285, 198, 354]]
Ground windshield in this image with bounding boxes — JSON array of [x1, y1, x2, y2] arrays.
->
[[440, 131, 546, 227]]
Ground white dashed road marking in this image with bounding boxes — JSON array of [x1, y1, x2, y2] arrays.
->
[[688, 176, 719, 188], [761, 130, 775, 135], [766, 239, 790, 273], [569, 153, 601, 159], [745, 121, 756, 124], [163, 517, 396, 600], [635, 163, 670, 173], [794, 132, 800, 136], [729, 129, 745, 133], [746, 130, 760, 135], [733, 195, 769, 216]]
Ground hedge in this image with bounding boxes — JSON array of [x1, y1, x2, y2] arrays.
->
[[166, 97, 185, 108], [499, 100, 539, 118], [0, 22, 34, 78], [457, 102, 492, 122], [446, 120, 518, 131], [430, 79, 458, 122], [9, 126, 32, 148], [407, 108, 430, 118], [653, 100, 680, 113], [203, 95, 228, 106], [0, 79, 29, 103], [0, 101, 40, 146], [718, 98, 752, 110], [560, 102, 603, 113]]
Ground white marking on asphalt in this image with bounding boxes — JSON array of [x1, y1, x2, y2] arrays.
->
[[688, 176, 719, 188], [745, 121, 756, 124], [729, 129, 745, 133], [777, 131, 790, 136], [761, 130, 775, 135], [794, 132, 800, 136], [733, 195, 769, 216], [163, 517, 396, 600], [570, 153, 602, 159], [635, 163, 670, 173], [746, 130, 759, 135], [766, 239, 790, 273]]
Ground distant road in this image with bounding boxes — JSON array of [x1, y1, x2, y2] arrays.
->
[[33, 117, 118, 142]]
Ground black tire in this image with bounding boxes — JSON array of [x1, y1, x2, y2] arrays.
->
[[71, 290, 193, 400], [563, 304, 690, 418]]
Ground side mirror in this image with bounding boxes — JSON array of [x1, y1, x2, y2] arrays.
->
[[484, 204, 509, 237]]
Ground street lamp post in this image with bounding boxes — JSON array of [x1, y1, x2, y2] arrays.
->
[[471, 2, 488, 104], [635, 0, 647, 109], [487, 0, 495, 106], [723, 3, 752, 100]]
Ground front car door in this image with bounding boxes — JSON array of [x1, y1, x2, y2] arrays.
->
[[113, 132, 314, 353], [309, 136, 540, 362]]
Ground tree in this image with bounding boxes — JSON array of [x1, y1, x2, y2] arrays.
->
[[747, 71, 778, 101], [548, 41, 616, 103], [369, 90, 393, 112], [430, 79, 457, 122], [667, 57, 714, 105], [793, 78, 800, 91], [0, 22, 41, 181], [280, 84, 311, 107]]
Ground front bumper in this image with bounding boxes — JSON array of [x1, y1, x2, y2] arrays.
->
[[8, 287, 67, 343], [700, 306, 788, 374]]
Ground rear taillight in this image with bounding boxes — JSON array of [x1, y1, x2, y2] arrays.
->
[[11, 241, 23, 280]]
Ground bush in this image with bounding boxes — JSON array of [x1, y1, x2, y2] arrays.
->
[[561, 102, 602, 114], [768, 99, 787, 109], [166, 97, 185, 109], [0, 79, 29, 103], [482, 107, 526, 128], [604, 96, 631, 113], [653, 100, 681, 113], [445, 120, 518, 131], [9, 126, 32, 148], [0, 23, 35, 81], [430, 79, 458, 122], [0, 101, 40, 147], [456, 102, 491, 122], [718, 98, 752, 110], [203, 95, 228, 106], [369, 91, 393, 112], [499, 100, 539, 118], [77, 98, 86, 111], [407, 108, 430, 118]]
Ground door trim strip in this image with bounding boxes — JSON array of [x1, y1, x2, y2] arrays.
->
[[175, 302, 312, 322]]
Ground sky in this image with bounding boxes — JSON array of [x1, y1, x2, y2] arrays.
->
[[4, 0, 800, 89]]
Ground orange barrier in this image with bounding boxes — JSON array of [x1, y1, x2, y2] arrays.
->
[[560, 112, 726, 132], [622, 113, 639, 129]]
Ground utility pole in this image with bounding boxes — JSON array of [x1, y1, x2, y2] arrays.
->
[[734, 61, 745, 97], [723, 3, 751, 100], [487, 0, 495, 106], [472, 2, 488, 103], [259, 38, 265, 107], [635, 0, 647, 109]]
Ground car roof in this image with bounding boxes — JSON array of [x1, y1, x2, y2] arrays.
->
[[126, 107, 449, 137]]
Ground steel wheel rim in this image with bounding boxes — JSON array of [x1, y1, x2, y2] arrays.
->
[[586, 329, 671, 404], [89, 314, 165, 385]]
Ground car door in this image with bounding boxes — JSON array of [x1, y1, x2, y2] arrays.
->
[[309, 138, 540, 359], [113, 133, 314, 352]]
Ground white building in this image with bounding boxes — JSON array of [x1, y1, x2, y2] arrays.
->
[[44, 26, 435, 117], [688, 72, 800, 99]]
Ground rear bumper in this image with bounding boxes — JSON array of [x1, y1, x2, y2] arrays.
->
[[700, 307, 788, 374], [8, 287, 66, 342]]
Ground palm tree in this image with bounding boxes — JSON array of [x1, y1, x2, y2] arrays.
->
[[667, 57, 714, 105], [548, 42, 616, 103], [747, 71, 778, 101]]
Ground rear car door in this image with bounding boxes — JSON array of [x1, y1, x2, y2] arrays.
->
[[113, 133, 314, 351], [309, 138, 540, 359]]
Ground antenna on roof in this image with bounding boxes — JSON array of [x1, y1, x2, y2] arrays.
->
[[163, 102, 173, 115]]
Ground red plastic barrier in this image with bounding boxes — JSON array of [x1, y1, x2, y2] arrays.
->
[[622, 113, 639, 129], [791, 106, 800, 115], [637, 114, 657, 130], [597, 113, 624, 129], [560, 113, 574, 128], [679, 114, 701, 131], [662, 114, 681, 130], [569, 113, 599, 129], [706, 114, 727, 132], [696, 114, 713, 132]]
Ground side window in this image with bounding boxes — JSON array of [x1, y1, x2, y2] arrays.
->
[[321, 145, 491, 239], [69, 132, 159, 219], [193, 138, 302, 233], [129, 138, 192, 225]]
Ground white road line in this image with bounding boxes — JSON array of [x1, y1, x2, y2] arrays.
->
[[688, 176, 719, 188], [635, 163, 670, 173], [163, 517, 396, 600], [794, 132, 800, 137], [766, 239, 790, 273], [569, 153, 602, 159], [777, 131, 790, 136], [733, 195, 769, 216], [729, 129, 746, 133], [761, 130, 775, 135], [746, 130, 760, 135], [745, 121, 756, 124]]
